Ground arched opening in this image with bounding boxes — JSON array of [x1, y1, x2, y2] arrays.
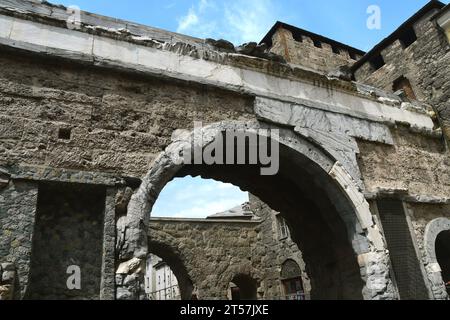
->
[[151, 176, 249, 219], [126, 122, 391, 300], [173, 143, 365, 299], [281, 259, 305, 300], [228, 274, 257, 300], [146, 241, 194, 300], [436, 230, 450, 295]]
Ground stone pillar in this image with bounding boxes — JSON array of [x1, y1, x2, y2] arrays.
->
[[0, 179, 38, 298], [100, 188, 117, 300], [0, 263, 16, 300]]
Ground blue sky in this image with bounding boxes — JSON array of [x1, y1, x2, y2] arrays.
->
[[52, 0, 448, 50], [50, 0, 448, 218], [151, 177, 248, 218]]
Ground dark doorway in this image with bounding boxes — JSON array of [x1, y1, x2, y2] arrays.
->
[[27, 182, 106, 300], [436, 230, 450, 295], [229, 274, 257, 300]]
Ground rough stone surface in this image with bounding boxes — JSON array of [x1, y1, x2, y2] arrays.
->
[[26, 183, 106, 300], [0, 181, 37, 298], [0, 0, 448, 301], [269, 27, 363, 73], [354, 11, 450, 141], [147, 197, 309, 300]]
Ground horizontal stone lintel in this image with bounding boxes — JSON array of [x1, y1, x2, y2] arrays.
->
[[10, 165, 127, 187], [365, 189, 450, 205], [0, 14, 436, 136]]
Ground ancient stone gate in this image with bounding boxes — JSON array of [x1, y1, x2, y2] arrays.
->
[[0, 0, 449, 300]]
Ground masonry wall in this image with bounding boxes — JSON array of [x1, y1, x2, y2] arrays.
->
[[26, 182, 106, 300], [148, 198, 308, 300], [357, 126, 450, 299], [406, 202, 450, 299], [354, 10, 450, 140], [270, 28, 362, 73], [0, 51, 254, 298], [356, 127, 450, 198], [0, 53, 254, 178], [0, 180, 37, 298]]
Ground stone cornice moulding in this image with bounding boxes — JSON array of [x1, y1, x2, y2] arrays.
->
[[0, 12, 437, 136]]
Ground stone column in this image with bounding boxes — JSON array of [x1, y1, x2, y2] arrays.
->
[[100, 188, 117, 300]]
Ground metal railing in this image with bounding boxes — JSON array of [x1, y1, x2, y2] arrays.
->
[[147, 285, 181, 300]]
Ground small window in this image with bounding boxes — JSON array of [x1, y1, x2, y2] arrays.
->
[[277, 216, 289, 239], [58, 128, 71, 140], [399, 27, 417, 48], [369, 54, 385, 71], [292, 33, 303, 42], [332, 46, 340, 54], [313, 39, 322, 48], [349, 51, 357, 60], [393, 76, 416, 100]]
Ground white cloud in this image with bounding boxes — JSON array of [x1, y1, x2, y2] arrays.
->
[[151, 177, 249, 218], [171, 198, 245, 219], [175, 0, 277, 45], [177, 7, 199, 33], [224, 0, 275, 44]]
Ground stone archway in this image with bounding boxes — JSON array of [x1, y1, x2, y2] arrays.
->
[[119, 121, 394, 300], [424, 218, 450, 300], [280, 259, 306, 300], [229, 274, 258, 300], [147, 240, 194, 300]]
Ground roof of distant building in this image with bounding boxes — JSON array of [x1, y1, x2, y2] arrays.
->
[[207, 203, 254, 220]]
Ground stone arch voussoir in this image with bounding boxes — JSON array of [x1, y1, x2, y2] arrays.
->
[[424, 218, 450, 300], [118, 120, 394, 300]]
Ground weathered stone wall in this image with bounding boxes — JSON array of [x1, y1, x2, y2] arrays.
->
[[357, 127, 450, 198], [0, 53, 254, 177], [357, 127, 450, 299], [26, 182, 106, 300], [270, 28, 362, 74], [147, 198, 308, 300], [248, 195, 311, 298], [406, 203, 450, 299], [0, 180, 37, 298], [0, 0, 447, 301], [354, 10, 450, 140]]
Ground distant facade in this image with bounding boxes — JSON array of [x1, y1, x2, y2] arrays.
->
[[148, 196, 309, 300], [145, 254, 180, 300]]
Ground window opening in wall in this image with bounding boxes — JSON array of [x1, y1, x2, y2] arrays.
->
[[146, 254, 181, 300], [399, 27, 417, 48], [58, 128, 72, 140], [332, 46, 340, 54], [393, 76, 417, 100], [277, 215, 290, 240], [281, 260, 305, 300], [369, 54, 385, 71], [313, 39, 322, 48], [349, 51, 357, 60], [292, 32, 303, 42]]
